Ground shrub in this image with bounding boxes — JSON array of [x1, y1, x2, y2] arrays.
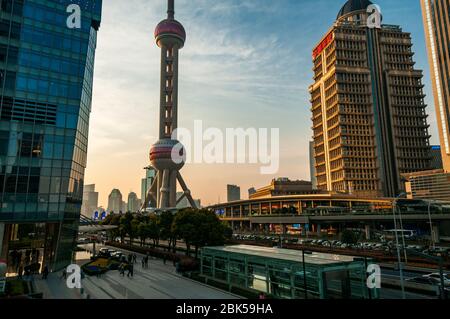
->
[[178, 257, 199, 272], [5, 280, 29, 296]]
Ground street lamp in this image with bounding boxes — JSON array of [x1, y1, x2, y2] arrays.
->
[[302, 250, 312, 299], [427, 200, 436, 250], [392, 193, 406, 299], [393, 192, 409, 263], [397, 203, 408, 264]]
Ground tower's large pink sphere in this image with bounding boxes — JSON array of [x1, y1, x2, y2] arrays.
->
[[154, 19, 186, 47], [150, 139, 186, 171]]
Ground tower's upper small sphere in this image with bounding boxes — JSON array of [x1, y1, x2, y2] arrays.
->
[[155, 19, 186, 47], [150, 139, 186, 171]]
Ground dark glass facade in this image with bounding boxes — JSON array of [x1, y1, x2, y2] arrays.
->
[[0, 0, 102, 271]]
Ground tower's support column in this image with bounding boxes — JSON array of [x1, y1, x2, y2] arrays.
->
[[177, 173, 198, 209], [169, 170, 178, 208], [159, 169, 170, 208], [157, 173, 163, 209]]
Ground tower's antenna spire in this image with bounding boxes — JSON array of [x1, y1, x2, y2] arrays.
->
[[168, 0, 175, 19]]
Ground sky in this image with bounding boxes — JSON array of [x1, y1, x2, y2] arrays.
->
[[85, 0, 439, 208]]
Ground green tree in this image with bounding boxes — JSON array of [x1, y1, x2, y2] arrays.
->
[[147, 214, 161, 247], [102, 213, 121, 241], [137, 222, 148, 247], [193, 210, 232, 258], [160, 211, 177, 252], [173, 209, 232, 258], [172, 208, 198, 256], [119, 212, 134, 245]]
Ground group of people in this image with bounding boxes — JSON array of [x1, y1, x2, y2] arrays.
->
[[119, 262, 134, 277], [127, 253, 137, 264], [9, 249, 42, 279], [116, 251, 161, 278]]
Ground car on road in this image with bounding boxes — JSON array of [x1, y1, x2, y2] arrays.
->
[[98, 248, 115, 258], [423, 273, 450, 286], [374, 244, 384, 250], [111, 251, 125, 261], [322, 241, 331, 247], [406, 277, 436, 285]]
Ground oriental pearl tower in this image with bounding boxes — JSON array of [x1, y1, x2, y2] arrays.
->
[[142, 0, 197, 211]]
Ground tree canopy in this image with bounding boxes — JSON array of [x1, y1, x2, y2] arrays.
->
[[102, 208, 232, 258]]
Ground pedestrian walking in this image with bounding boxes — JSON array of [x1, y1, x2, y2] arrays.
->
[[133, 253, 137, 264], [42, 265, 49, 280], [18, 265, 23, 280], [141, 258, 145, 269], [144, 256, 149, 269], [61, 268, 67, 280], [127, 263, 134, 278], [119, 263, 125, 277]]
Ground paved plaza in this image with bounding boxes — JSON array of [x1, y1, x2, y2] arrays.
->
[[33, 245, 239, 299]]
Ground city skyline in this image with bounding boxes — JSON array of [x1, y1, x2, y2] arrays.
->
[[85, 0, 440, 207], [1, 0, 449, 302]]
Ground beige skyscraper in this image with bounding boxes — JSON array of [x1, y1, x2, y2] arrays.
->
[[421, 0, 450, 172], [310, 0, 432, 198]]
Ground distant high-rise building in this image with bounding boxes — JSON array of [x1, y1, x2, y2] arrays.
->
[[309, 141, 318, 190], [127, 192, 140, 213], [0, 1, 102, 272], [81, 184, 99, 218], [227, 185, 241, 202], [107, 189, 123, 214], [310, 0, 432, 198], [141, 166, 157, 209], [404, 170, 450, 202], [248, 187, 257, 199], [421, 0, 450, 173], [431, 145, 444, 170]]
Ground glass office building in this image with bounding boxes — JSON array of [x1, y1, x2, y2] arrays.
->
[[0, 0, 102, 273]]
